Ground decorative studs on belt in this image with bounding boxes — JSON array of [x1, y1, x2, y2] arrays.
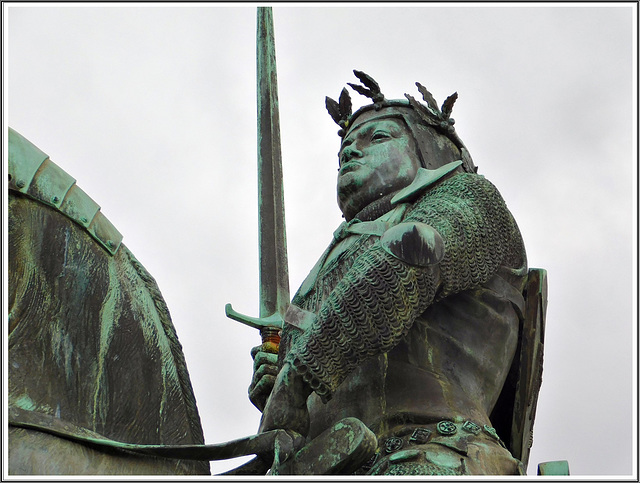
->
[[384, 436, 404, 453], [436, 420, 457, 435], [462, 420, 481, 435], [409, 427, 432, 444]]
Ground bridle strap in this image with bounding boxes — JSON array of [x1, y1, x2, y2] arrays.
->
[[9, 406, 280, 462]]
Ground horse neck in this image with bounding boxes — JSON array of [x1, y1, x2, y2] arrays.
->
[[9, 195, 205, 447]]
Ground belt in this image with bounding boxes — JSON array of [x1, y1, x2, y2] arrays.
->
[[359, 419, 507, 474]]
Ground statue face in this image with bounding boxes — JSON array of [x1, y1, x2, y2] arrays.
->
[[337, 118, 421, 220]]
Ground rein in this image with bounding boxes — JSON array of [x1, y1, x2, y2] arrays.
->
[[9, 407, 279, 463]]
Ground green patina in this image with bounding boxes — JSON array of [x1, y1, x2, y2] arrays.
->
[[8, 7, 562, 477], [126, 260, 176, 424], [538, 460, 570, 475], [14, 394, 36, 411], [49, 317, 75, 385], [92, 260, 119, 427], [253, 69, 554, 477]]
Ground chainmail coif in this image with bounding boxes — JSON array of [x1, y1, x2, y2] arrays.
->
[[281, 173, 525, 402]]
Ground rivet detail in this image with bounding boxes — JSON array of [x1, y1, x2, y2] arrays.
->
[[384, 436, 403, 453], [409, 427, 432, 444], [436, 420, 457, 435], [462, 420, 481, 435]]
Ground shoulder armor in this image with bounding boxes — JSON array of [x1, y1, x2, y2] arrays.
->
[[8, 127, 122, 255], [391, 160, 463, 205], [380, 221, 444, 267]]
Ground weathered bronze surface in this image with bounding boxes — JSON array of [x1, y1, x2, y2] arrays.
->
[[7, 8, 559, 475], [248, 71, 550, 475], [538, 459, 570, 475], [7, 128, 209, 475], [7, 127, 299, 475], [226, 6, 287, 357], [10, 405, 299, 468]]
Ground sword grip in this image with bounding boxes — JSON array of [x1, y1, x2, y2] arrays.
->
[[260, 326, 281, 354], [225, 303, 283, 354]]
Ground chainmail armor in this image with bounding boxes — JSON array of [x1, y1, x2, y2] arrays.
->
[[281, 173, 525, 402], [371, 461, 465, 476]]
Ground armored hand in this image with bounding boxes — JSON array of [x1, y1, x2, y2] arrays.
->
[[258, 362, 312, 438], [249, 345, 278, 412]]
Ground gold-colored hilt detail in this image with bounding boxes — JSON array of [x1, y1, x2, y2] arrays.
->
[[261, 326, 281, 354], [225, 303, 284, 355]]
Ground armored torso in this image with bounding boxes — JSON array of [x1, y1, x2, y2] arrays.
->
[[281, 169, 527, 474]]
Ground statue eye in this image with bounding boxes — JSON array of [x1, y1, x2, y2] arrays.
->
[[371, 131, 391, 141]]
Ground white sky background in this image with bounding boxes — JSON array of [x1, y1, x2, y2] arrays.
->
[[4, 2, 637, 477]]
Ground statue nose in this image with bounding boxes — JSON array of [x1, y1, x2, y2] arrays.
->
[[341, 146, 363, 165]]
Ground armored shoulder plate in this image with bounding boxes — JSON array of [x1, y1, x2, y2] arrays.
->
[[380, 222, 445, 267], [8, 127, 122, 255], [391, 160, 463, 205]]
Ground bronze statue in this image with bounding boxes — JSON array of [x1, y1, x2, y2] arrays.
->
[[7, 128, 210, 475], [6, 125, 299, 475], [7, 8, 553, 475], [249, 71, 547, 476]]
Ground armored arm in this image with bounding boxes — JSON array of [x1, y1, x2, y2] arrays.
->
[[282, 173, 525, 402]]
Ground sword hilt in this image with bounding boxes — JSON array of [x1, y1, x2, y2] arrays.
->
[[225, 303, 283, 354], [259, 326, 281, 355]]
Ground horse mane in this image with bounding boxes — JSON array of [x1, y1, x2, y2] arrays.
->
[[124, 246, 206, 445], [8, 127, 207, 450]]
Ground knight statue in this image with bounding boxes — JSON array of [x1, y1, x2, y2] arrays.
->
[[248, 71, 547, 476], [7, 9, 552, 475]]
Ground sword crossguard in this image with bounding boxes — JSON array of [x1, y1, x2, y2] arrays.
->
[[225, 303, 284, 354]]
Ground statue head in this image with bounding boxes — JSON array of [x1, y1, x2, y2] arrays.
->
[[327, 71, 476, 220]]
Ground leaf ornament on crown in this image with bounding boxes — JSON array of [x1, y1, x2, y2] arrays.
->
[[326, 70, 386, 137], [347, 70, 386, 105], [405, 82, 458, 136], [326, 71, 460, 139], [326, 70, 476, 173], [325, 88, 352, 137]]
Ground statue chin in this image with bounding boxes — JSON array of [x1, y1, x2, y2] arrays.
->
[[337, 176, 405, 221], [337, 196, 369, 222], [337, 201, 358, 221], [337, 179, 388, 221], [336, 186, 362, 221]]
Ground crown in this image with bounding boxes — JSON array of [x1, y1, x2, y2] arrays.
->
[[326, 70, 475, 172]]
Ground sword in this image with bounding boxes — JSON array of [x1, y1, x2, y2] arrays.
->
[[225, 7, 289, 354]]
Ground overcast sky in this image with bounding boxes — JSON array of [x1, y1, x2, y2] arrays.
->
[[5, 3, 637, 477]]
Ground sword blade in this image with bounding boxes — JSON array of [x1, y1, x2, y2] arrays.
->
[[257, 6, 289, 320], [225, 8, 288, 350]]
